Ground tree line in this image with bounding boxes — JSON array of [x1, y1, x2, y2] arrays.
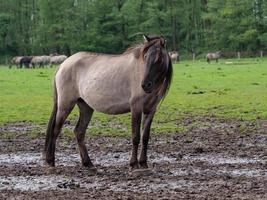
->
[[0, 0, 266, 61]]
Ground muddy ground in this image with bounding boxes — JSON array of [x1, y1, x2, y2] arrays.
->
[[0, 117, 266, 200]]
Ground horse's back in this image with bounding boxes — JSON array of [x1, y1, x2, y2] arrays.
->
[[55, 52, 133, 114]]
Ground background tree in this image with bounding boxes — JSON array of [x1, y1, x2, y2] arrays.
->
[[0, 0, 266, 62]]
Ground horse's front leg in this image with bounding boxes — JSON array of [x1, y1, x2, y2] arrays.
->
[[130, 109, 142, 170], [139, 111, 155, 168]]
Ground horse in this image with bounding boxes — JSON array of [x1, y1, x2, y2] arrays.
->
[[169, 51, 179, 62], [31, 56, 51, 68], [20, 56, 33, 68], [41, 55, 51, 66], [50, 55, 67, 66], [44, 35, 173, 174], [206, 51, 221, 63], [9, 56, 23, 68], [30, 56, 43, 68]]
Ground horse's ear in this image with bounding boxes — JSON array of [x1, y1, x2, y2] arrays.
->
[[160, 38, 166, 47], [143, 35, 150, 42]]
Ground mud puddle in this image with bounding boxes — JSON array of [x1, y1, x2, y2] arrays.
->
[[0, 152, 80, 167], [0, 151, 263, 168], [0, 152, 176, 167], [0, 151, 265, 192], [0, 175, 79, 191], [0, 118, 266, 199], [182, 154, 262, 165]]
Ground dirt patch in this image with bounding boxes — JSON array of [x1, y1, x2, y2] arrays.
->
[[0, 117, 266, 199]]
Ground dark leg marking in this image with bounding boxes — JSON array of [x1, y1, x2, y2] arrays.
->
[[75, 98, 95, 168]]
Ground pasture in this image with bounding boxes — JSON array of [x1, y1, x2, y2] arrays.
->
[[1, 58, 267, 133], [0, 58, 266, 199]]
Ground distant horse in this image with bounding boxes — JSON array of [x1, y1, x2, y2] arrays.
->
[[31, 56, 51, 68], [206, 51, 221, 63], [20, 56, 33, 68], [50, 55, 67, 66], [44, 35, 173, 174], [169, 51, 179, 62], [41, 56, 51, 66], [10, 56, 23, 68], [30, 56, 43, 68]]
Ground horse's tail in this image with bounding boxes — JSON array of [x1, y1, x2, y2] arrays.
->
[[44, 79, 58, 155]]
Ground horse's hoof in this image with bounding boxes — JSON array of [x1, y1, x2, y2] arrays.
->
[[130, 168, 153, 177], [44, 160, 55, 167], [44, 165, 56, 174]]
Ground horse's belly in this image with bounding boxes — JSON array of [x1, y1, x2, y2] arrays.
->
[[84, 94, 131, 114], [79, 79, 131, 115], [93, 101, 131, 115]]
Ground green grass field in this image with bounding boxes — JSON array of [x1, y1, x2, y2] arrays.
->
[[1, 58, 267, 135]]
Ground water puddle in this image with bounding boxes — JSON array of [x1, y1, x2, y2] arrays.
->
[[0, 175, 78, 191], [0, 152, 80, 167], [0, 152, 265, 192], [0, 152, 263, 167], [94, 152, 176, 167], [0, 174, 195, 192], [0, 152, 177, 167], [170, 168, 265, 177], [183, 154, 261, 165], [219, 168, 266, 177]]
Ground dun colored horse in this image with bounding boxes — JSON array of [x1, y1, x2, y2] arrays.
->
[[50, 55, 67, 65], [44, 35, 173, 174], [10, 56, 23, 68], [206, 51, 221, 63], [31, 56, 51, 68], [169, 51, 179, 62]]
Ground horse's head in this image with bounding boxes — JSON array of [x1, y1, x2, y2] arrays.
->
[[141, 35, 171, 94], [217, 51, 222, 56]]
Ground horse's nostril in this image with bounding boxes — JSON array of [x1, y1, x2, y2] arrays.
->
[[146, 81, 153, 89], [142, 81, 153, 92]]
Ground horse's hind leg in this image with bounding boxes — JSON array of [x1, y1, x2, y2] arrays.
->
[[75, 98, 95, 168], [45, 101, 75, 166]]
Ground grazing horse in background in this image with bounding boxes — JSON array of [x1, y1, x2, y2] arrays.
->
[[10, 56, 23, 68], [44, 35, 173, 174], [206, 51, 221, 63], [169, 51, 179, 62], [41, 56, 51, 66], [31, 56, 43, 68], [31, 56, 51, 68], [20, 56, 33, 68], [50, 55, 67, 66]]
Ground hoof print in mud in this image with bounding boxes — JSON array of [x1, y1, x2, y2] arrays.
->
[[129, 168, 154, 177]]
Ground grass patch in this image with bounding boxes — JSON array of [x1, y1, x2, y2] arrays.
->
[[0, 57, 267, 136]]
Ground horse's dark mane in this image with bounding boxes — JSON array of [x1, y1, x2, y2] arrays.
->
[[124, 36, 173, 102], [158, 56, 172, 102], [124, 36, 165, 57]]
